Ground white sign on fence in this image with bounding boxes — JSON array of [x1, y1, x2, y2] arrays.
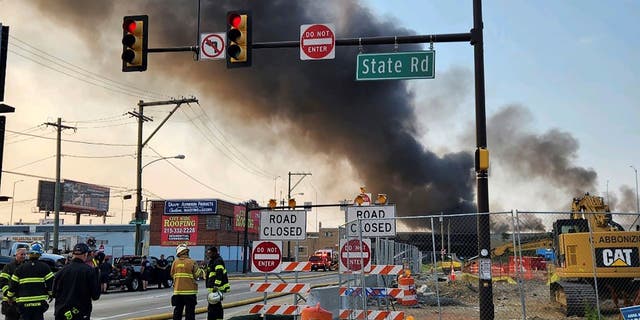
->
[[346, 205, 396, 237], [259, 210, 307, 240]]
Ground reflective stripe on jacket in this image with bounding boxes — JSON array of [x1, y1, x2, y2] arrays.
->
[[0, 260, 22, 301], [171, 256, 199, 295], [7, 259, 53, 306], [206, 255, 230, 293]]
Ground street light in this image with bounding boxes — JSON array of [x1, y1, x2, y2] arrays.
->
[[142, 154, 185, 170], [135, 154, 185, 253], [10, 180, 23, 225]]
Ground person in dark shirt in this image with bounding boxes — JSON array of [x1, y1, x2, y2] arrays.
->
[[52, 243, 100, 320], [156, 254, 169, 289], [205, 247, 230, 320], [6, 243, 53, 320], [98, 257, 112, 294], [140, 256, 151, 291], [0, 248, 26, 320]]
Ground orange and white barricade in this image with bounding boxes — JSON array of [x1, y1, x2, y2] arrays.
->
[[339, 309, 404, 320], [338, 287, 404, 299], [249, 304, 301, 316], [397, 272, 417, 306], [249, 282, 310, 293], [281, 261, 312, 272], [367, 265, 403, 275]]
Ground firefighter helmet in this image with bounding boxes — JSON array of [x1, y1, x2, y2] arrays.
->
[[28, 242, 44, 256], [176, 244, 189, 256], [207, 291, 222, 304]]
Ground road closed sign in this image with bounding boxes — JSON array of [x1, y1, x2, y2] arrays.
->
[[260, 210, 307, 240], [346, 205, 396, 237], [251, 240, 282, 273], [300, 24, 335, 60], [339, 238, 372, 273]]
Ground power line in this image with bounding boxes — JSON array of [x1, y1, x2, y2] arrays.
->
[[1, 170, 131, 191], [9, 49, 154, 100], [147, 146, 244, 201], [62, 153, 136, 159], [5, 130, 136, 146], [63, 113, 130, 124], [182, 105, 273, 180], [9, 155, 56, 171], [193, 102, 276, 177], [9, 36, 169, 100], [72, 121, 137, 129]]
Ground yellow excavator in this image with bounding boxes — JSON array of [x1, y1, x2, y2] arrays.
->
[[491, 237, 553, 258], [549, 193, 640, 316]]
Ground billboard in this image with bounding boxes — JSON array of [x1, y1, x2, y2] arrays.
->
[[233, 205, 259, 234], [37, 180, 55, 212], [164, 199, 217, 214], [38, 180, 110, 214], [62, 180, 110, 213], [161, 215, 198, 245]]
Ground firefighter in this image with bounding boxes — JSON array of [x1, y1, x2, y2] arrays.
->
[[52, 243, 101, 320], [0, 248, 27, 320], [6, 242, 54, 320], [170, 244, 201, 320], [205, 247, 230, 320]]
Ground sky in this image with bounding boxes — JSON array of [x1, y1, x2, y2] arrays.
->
[[0, 0, 638, 231]]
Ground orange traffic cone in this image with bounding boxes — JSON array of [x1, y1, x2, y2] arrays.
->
[[449, 265, 456, 281]]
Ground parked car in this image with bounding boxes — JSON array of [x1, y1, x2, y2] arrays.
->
[[109, 255, 174, 291], [0, 253, 66, 273]]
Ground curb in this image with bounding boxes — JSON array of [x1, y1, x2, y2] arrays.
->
[[129, 282, 337, 320]]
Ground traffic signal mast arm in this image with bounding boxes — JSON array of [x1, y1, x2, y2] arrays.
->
[[137, 33, 473, 61], [251, 32, 472, 49]]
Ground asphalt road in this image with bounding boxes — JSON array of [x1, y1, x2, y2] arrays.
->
[[40, 272, 338, 319]]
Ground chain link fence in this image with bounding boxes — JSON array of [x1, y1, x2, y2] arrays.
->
[[337, 209, 640, 320]]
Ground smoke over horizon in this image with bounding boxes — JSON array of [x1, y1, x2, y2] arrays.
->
[[24, 0, 629, 233]]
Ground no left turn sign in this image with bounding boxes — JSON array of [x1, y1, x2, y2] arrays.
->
[[300, 24, 335, 60], [200, 32, 225, 60]]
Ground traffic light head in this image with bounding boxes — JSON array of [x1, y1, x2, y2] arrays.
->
[[226, 11, 251, 68], [121, 15, 148, 72]]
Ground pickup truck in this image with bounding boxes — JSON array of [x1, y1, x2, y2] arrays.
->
[[0, 242, 66, 273], [108, 255, 173, 291]]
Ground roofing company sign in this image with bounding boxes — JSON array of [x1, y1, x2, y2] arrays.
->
[[164, 199, 218, 214]]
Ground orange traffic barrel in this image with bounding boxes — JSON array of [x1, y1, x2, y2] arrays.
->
[[398, 272, 417, 306], [301, 303, 332, 320]]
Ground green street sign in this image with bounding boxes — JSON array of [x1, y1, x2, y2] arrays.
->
[[356, 51, 435, 81]]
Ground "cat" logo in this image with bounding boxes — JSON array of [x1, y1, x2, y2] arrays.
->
[[596, 247, 639, 267]]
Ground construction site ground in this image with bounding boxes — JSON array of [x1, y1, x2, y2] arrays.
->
[[394, 272, 624, 320]]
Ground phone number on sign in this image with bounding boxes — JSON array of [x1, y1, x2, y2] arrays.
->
[[163, 227, 196, 234]]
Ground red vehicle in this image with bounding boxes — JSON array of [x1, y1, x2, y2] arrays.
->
[[309, 249, 338, 271], [309, 254, 332, 271]]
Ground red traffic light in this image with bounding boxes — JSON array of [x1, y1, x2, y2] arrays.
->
[[123, 19, 137, 33], [228, 13, 241, 28]]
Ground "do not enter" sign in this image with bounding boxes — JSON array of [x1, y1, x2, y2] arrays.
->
[[300, 24, 335, 60], [339, 238, 372, 273], [251, 240, 282, 273]]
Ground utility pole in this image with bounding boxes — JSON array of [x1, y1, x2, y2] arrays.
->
[[44, 118, 76, 252], [287, 171, 311, 260], [129, 97, 197, 255]]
